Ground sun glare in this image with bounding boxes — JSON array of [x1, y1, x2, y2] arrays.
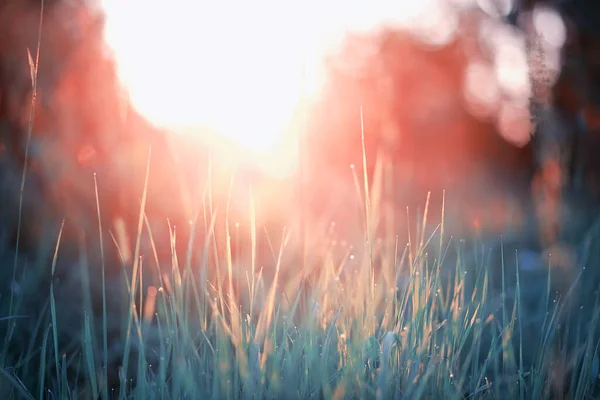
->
[[102, 1, 321, 154], [101, 0, 437, 160]]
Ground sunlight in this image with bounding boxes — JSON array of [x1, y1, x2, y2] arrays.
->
[[101, 0, 436, 159], [102, 1, 313, 154]]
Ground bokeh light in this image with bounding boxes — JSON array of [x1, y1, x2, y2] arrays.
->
[[533, 6, 566, 49]]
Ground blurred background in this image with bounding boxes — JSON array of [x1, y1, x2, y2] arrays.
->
[[0, 0, 600, 381]]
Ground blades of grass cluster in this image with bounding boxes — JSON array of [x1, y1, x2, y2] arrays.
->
[[532, 289, 562, 397], [419, 192, 431, 253], [19, 279, 48, 391], [359, 107, 376, 320], [204, 153, 227, 320], [359, 106, 372, 249], [198, 208, 219, 332], [0, 368, 34, 400], [438, 190, 446, 268], [499, 236, 510, 370], [167, 220, 183, 310], [409, 193, 432, 323], [119, 147, 152, 397], [321, 305, 343, 367], [78, 230, 98, 385], [209, 209, 226, 320], [155, 312, 168, 396], [574, 290, 600, 399], [3, 0, 45, 361], [182, 192, 206, 324], [60, 353, 68, 398], [515, 251, 525, 400], [83, 312, 98, 400], [119, 259, 148, 396], [136, 256, 148, 399], [255, 228, 291, 355], [49, 220, 64, 393], [225, 168, 240, 340], [249, 184, 257, 324], [202, 150, 215, 322], [377, 331, 397, 399], [38, 324, 50, 399], [141, 214, 170, 321], [93, 173, 109, 400]]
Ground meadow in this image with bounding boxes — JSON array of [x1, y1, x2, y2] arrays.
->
[[1, 133, 599, 399], [1, 2, 600, 399]]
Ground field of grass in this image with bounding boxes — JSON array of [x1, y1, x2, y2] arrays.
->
[[1, 7, 600, 399], [1, 128, 600, 400]]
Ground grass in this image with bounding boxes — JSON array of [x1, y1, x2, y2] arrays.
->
[[1, 3, 600, 399], [1, 146, 600, 399], [1, 116, 600, 399]]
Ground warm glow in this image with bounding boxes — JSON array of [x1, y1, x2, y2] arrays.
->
[[101, 0, 442, 159], [102, 1, 315, 154]]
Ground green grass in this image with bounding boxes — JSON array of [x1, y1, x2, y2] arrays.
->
[[1, 147, 600, 399], [1, 113, 600, 399]]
